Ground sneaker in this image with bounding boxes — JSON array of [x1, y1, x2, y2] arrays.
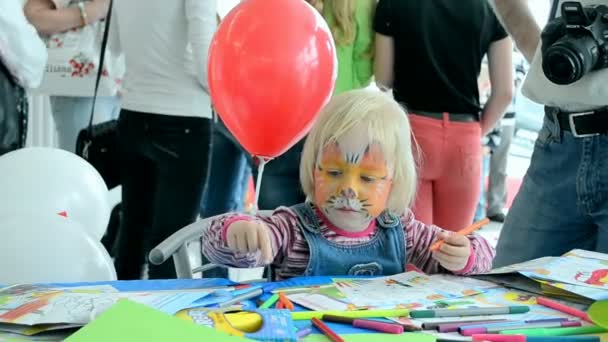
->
[[488, 213, 506, 223]]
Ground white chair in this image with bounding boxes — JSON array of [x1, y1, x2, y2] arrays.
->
[[148, 211, 272, 281]]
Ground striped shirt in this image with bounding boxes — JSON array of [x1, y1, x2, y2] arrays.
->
[[201, 203, 495, 279]]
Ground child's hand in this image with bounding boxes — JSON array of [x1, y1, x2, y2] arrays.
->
[[226, 221, 273, 264], [431, 232, 471, 272]]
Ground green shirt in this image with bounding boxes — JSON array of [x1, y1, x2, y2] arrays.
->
[[322, 0, 375, 94]]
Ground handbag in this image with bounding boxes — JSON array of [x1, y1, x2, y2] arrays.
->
[[0, 59, 28, 156], [75, 0, 120, 189], [33, 0, 124, 96]]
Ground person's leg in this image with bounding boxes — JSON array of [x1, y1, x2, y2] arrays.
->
[[252, 139, 306, 210], [50, 96, 120, 153], [432, 118, 481, 231], [494, 114, 597, 268], [487, 123, 515, 219], [200, 121, 249, 217], [113, 110, 156, 280], [582, 134, 608, 255], [408, 114, 444, 226], [474, 150, 490, 222], [145, 115, 213, 279]]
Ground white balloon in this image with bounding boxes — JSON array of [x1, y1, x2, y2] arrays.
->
[[0, 213, 116, 284], [0, 147, 111, 240]]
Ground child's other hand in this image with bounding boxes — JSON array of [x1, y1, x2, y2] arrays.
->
[[431, 232, 471, 272], [226, 221, 273, 264]]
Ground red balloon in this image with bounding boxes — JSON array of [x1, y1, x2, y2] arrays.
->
[[208, 0, 337, 158]]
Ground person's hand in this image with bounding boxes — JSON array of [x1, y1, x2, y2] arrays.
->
[[541, 17, 566, 56], [226, 220, 273, 264], [432, 232, 471, 272]]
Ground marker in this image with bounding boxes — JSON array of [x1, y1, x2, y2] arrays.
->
[[458, 319, 569, 334], [259, 293, 279, 309], [278, 292, 295, 311], [472, 334, 600, 342], [430, 218, 489, 251], [296, 327, 313, 338], [410, 306, 529, 318], [322, 315, 404, 334], [536, 297, 593, 323], [353, 319, 404, 334], [312, 317, 344, 342], [425, 319, 507, 331], [463, 320, 581, 336], [437, 320, 510, 333], [501, 325, 608, 336], [291, 309, 409, 321], [218, 287, 263, 308]]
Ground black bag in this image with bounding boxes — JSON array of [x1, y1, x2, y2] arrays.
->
[[0, 59, 28, 156], [75, 0, 120, 189]]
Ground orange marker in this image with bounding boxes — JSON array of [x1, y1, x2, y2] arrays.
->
[[430, 218, 490, 252], [278, 292, 294, 311]]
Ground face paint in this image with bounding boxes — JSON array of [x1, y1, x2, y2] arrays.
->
[[314, 124, 393, 232]]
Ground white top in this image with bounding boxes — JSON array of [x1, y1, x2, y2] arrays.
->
[[522, 0, 608, 111], [110, 0, 216, 118], [0, 0, 47, 88]]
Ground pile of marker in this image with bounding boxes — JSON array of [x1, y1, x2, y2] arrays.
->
[[211, 280, 605, 341]]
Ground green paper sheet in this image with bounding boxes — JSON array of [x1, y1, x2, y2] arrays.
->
[[64, 300, 250, 342], [303, 333, 436, 342], [589, 301, 608, 328]]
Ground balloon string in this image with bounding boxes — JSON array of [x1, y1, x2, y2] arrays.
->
[[252, 156, 268, 215]]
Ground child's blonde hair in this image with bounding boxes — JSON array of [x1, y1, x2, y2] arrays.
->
[[300, 89, 417, 215]]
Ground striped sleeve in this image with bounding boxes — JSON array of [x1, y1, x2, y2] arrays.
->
[[403, 210, 495, 275], [201, 208, 300, 269]]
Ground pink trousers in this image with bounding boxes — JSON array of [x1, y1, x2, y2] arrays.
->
[[409, 113, 481, 231]]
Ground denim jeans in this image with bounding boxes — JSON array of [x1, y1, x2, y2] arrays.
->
[[494, 108, 608, 268], [50, 96, 121, 153], [252, 139, 306, 210], [114, 110, 212, 280], [200, 119, 251, 218], [474, 153, 490, 222]]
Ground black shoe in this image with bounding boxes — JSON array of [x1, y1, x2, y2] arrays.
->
[[488, 213, 506, 223]]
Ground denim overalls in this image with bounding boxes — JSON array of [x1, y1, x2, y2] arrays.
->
[[291, 203, 406, 276]]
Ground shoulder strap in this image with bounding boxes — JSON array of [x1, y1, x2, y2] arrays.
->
[[87, 0, 113, 132]]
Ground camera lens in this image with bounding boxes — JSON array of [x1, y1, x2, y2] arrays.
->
[[542, 35, 599, 84]]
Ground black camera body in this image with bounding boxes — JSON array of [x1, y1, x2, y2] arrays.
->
[[542, 1, 608, 85]]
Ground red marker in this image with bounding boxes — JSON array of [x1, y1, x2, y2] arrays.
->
[[312, 317, 344, 342], [536, 297, 592, 323], [353, 319, 404, 334], [57, 211, 68, 218]]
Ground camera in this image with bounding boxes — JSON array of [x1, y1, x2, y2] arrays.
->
[[542, 1, 608, 85]]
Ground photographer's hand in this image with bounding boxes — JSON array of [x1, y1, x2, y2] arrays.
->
[[541, 18, 567, 56]]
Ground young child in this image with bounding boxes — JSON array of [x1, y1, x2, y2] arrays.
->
[[202, 89, 495, 279]]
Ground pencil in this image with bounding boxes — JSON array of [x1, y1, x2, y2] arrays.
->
[[312, 317, 345, 342], [430, 218, 490, 251]]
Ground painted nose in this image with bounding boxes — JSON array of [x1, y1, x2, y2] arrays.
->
[[341, 188, 357, 199]]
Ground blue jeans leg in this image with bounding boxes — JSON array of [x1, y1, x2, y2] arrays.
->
[[50, 96, 121, 153], [494, 111, 608, 268], [200, 121, 251, 218], [474, 153, 490, 222], [252, 139, 306, 210]]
